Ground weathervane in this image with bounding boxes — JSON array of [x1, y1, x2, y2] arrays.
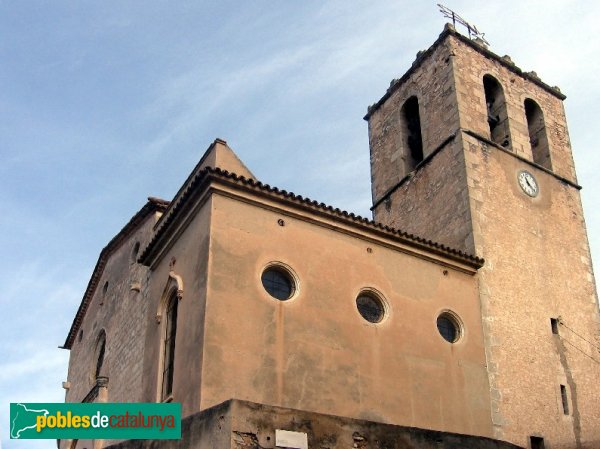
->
[[438, 4, 489, 46]]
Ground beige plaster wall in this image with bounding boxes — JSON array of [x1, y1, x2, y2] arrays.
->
[[141, 197, 212, 417], [198, 192, 492, 437]]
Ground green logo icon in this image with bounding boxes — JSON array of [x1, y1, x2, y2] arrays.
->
[[11, 404, 50, 438], [10, 403, 181, 440]]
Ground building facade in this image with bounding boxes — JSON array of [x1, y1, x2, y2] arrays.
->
[[61, 25, 600, 449], [366, 25, 600, 448]]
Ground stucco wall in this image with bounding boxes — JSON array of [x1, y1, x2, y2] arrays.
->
[[141, 198, 212, 417], [198, 192, 491, 437]]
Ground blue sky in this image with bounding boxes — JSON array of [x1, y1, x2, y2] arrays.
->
[[1, 1, 598, 447]]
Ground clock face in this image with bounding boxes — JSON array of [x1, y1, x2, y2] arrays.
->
[[518, 170, 539, 197]]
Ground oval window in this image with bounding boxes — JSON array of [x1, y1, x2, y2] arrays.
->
[[356, 293, 385, 323], [437, 312, 461, 343], [261, 267, 295, 301]]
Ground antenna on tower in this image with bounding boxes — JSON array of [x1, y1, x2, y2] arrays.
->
[[437, 4, 489, 46]]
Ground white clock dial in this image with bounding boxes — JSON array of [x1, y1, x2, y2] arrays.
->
[[518, 170, 539, 197]]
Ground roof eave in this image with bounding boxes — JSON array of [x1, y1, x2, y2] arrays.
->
[[139, 167, 484, 271], [62, 198, 169, 350]]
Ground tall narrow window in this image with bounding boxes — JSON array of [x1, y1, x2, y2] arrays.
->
[[401, 96, 423, 171], [95, 331, 106, 379], [483, 75, 511, 148], [525, 99, 551, 170], [560, 384, 569, 415], [131, 241, 140, 264], [530, 436, 545, 449], [100, 281, 108, 306], [550, 318, 559, 335], [161, 293, 179, 401]]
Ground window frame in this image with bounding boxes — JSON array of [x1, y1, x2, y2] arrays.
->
[[483, 74, 512, 149], [400, 96, 424, 172], [524, 98, 552, 170], [160, 291, 179, 402], [259, 262, 299, 302], [355, 288, 388, 324], [436, 311, 463, 344], [94, 330, 106, 380]]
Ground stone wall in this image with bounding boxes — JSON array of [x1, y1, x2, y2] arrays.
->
[[462, 133, 600, 448], [65, 213, 158, 406], [63, 211, 161, 449], [367, 31, 461, 205], [371, 136, 474, 253], [450, 33, 599, 448], [366, 26, 600, 448], [450, 34, 576, 182], [106, 399, 523, 449], [367, 30, 474, 254]]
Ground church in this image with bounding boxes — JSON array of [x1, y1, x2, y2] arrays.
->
[[60, 24, 600, 449]]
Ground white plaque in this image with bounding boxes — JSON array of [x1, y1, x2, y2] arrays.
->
[[275, 429, 308, 449]]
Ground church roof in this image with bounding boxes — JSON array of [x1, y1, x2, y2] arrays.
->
[[138, 165, 484, 268], [65, 141, 484, 350], [62, 197, 169, 350]]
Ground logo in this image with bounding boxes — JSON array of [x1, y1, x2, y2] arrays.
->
[[10, 403, 181, 440]]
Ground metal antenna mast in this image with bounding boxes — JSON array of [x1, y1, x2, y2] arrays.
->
[[438, 4, 489, 46]]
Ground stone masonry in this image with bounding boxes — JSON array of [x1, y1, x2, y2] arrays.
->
[[366, 24, 600, 448], [61, 25, 600, 449]]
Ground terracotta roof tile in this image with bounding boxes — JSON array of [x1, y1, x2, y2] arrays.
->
[[139, 167, 484, 268]]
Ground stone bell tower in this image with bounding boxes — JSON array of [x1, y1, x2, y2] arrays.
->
[[365, 24, 600, 449]]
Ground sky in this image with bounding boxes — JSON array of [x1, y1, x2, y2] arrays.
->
[[1, 1, 598, 448]]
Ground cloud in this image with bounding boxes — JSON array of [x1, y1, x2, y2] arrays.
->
[[0, 350, 68, 386], [1, 4, 599, 449]]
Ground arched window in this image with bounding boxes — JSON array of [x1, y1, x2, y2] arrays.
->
[[401, 96, 423, 171], [483, 75, 511, 148], [161, 292, 178, 401], [100, 281, 108, 306], [95, 331, 106, 379], [524, 98, 551, 169], [130, 241, 140, 264]]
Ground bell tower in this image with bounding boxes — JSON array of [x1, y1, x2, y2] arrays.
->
[[366, 24, 600, 449]]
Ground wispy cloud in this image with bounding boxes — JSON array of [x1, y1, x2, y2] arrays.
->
[[1, 4, 599, 449]]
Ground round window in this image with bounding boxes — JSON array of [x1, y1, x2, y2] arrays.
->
[[356, 293, 385, 323], [437, 313, 461, 343], [261, 267, 295, 301]]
